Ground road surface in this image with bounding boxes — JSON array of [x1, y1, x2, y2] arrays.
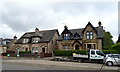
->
[[1, 59, 120, 70], [2, 63, 47, 70]]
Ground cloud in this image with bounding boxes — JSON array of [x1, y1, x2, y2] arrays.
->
[[0, 0, 118, 42]]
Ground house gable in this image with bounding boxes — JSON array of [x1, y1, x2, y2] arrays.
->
[[82, 22, 97, 34]]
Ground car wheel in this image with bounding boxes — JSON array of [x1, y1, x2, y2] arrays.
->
[[107, 61, 113, 66], [55, 58, 58, 61], [58, 58, 61, 61], [78, 59, 82, 63]]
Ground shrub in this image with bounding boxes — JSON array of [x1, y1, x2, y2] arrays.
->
[[53, 50, 118, 56], [53, 50, 73, 56], [53, 50, 88, 56], [111, 43, 120, 53], [74, 50, 88, 55], [102, 50, 118, 54], [19, 51, 31, 54]]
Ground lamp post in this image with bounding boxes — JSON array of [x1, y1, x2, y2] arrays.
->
[[17, 48, 20, 57]]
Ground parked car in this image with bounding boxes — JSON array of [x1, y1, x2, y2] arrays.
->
[[104, 54, 120, 66]]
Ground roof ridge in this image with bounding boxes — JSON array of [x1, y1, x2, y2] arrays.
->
[[26, 29, 58, 34]]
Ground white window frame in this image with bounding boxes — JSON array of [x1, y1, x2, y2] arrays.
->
[[32, 37, 39, 43], [23, 38, 29, 43]]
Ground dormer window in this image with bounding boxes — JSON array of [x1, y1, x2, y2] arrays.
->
[[74, 32, 80, 37], [32, 37, 39, 43], [64, 34, 70, 40], [23, 38, 29, 43], [86, 31, 93, 39]]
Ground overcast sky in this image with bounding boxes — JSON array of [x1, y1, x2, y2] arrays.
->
[[0, 0, 119, 42]]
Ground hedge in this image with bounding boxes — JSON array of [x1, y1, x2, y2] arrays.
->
[[102, 50, 118, 54], [111, 43, 120, 53], [53, 50, 87, 56], [53, 50, 118, 56], [19, 51, 31, 54]]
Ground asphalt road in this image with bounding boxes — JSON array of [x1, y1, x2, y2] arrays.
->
[[2, 63, 47, 70], [2, 59, 120, 70]]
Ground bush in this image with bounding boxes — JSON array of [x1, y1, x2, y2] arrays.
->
[[111, 43, 120, 53], [6, 50, 15, 54], [19, 51, 31, 54], [75, 50, 88, 55], [54, 50, 73, 56], [53, 50, 118, 56], [53, 50, 88, 56], [102, 50, 118, 54]]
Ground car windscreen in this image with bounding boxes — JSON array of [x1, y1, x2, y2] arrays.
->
[[96, 51, 104, 56]]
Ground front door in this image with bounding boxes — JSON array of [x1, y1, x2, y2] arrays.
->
[[42, 48, 45, 53], [75, 45, 79, 50], [25, 48, 28, 51]]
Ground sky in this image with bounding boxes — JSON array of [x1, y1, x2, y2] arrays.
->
[[0, 0, 119, 42]]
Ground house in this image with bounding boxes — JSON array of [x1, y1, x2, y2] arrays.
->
[[7, 36, 17, 51], [0, 38, 14, 53], [57, 21, 104, 50], [15, 28, 59, 56]]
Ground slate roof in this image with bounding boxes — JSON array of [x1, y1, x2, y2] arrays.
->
[[15, 29, 59, 44], [58, 26, 104, 41]]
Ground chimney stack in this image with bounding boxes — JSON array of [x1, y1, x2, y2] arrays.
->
[[35, 27, 39, 33], [98, 21, 102, 27], [13, 35, 17, 42], [64, 25, 68, 29]]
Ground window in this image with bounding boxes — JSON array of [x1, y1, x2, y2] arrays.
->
[[96, 51, 104, 56], [86, 31, 93, 39], [36, 47, 38, 53], [22, 47, 24, 51], [113, 55, 119, 58], [32, 47, 35, 53], [23, 38, 29, 43], [32, 37, 39, 43], [64, 34, 70, 40], [90, 32, 93, 39], [86, 32, 89, 39], [32, 47, 38, 53], [2, 41, 6, 45], [63, 45, 70, 50], [91, 51, 95, 55], [74, 33, 80, 37]]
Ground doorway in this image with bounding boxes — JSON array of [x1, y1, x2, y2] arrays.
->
[[25, 48, 28, 51], [42, 48, 45, 53], [75, 45, 80, 50], [87, 44, 92, 49]]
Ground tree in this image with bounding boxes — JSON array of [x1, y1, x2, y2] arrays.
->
[[103, 30, 114, 50], [111, 43, 120, 53]]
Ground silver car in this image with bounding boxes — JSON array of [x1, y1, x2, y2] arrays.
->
[[104, 54, 120, 66]]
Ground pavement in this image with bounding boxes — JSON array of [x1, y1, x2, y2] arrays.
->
[[1, 57, 120, 70], [1, 56, 53, 60]]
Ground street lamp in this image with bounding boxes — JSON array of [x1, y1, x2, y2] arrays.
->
[[17, 48, 20, 57]]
